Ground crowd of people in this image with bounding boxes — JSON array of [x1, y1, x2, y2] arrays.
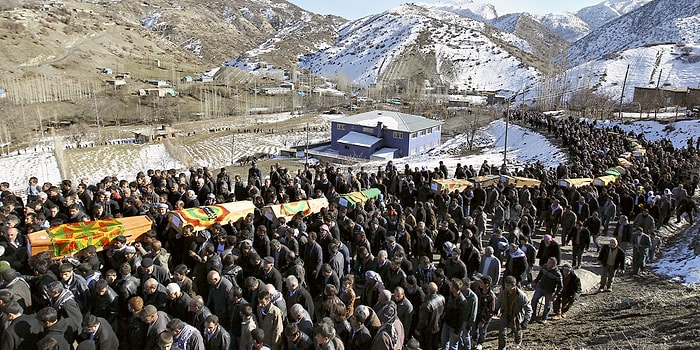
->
[[0, 112, 698, 350]]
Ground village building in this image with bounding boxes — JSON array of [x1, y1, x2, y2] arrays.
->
[[633, 86, 700, 109], [330, 110, 442, 160], [134, 125, 181, 143]]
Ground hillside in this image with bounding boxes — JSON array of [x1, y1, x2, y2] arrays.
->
[[297, 3, 567, 92]]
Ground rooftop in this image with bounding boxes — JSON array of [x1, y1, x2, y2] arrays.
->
[[336, 110, 442, 133], [337, 131, 382, 148]]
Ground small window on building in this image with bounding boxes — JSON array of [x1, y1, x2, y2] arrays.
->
[[363, 127, 374, 134], [420, 130, 426, 136], [337, 124, 345, 130], [344, 145, 350, 150], [411, 132, 417, 138], [426, 128, 432, 134], [393, 132, 403, 139]]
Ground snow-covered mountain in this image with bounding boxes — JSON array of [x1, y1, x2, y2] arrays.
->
[[417, 0, 498, 22], [554, 0, 700, 103], [535, 12, 591, 42], [296, 4, 542, 92], [576, 0, 652, 30], [567, 0, 700, 66]]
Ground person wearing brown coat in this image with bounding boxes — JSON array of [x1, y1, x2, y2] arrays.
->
[[256, 291, 284, 350]]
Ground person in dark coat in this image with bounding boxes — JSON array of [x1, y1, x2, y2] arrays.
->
[[47, 281, 82, 341], [460, 238, 481, 278], [284, 275, 314, 320], [140, 305, 171, 350], [1, 301, 44, 350], [143, 278, 168, 311], [79, 314, 120, 350], [566, 221, 591, 269], [37, 306, 73, 350], [536, 235, 561, 267], [303, 232, 324, 280], [166, 283, 192, 323], [203, 314, 232, 350], [348, 313, 373, 349], [90, 279, 120, 326], [552, 263, 582, 319], [261, 257, 284, 292], [285, 322, 315, 350], [206, 271, 233, 325], [139, 257, 171, 287], [504, 244, 528, 287], [415, 282, 445, 350]]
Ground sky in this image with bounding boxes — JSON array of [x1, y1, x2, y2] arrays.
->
[[287, 0, 604, 20]]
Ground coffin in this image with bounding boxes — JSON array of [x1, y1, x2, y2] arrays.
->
[[263, 198, 329, 225], [167, 201, 256, 234], [500, 175, 542, 188], [558, 178, 593, 188], [27, 216, 153, 259], [592, 175, 617, 187], [431, 179, 473, 193]]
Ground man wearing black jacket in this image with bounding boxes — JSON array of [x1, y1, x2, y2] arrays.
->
[[552, 263, 582, 319], [441, 278, 469, 350], [1, 301, 44, 350], [79, 314, 119, 350], [597, 238, 625, 292]]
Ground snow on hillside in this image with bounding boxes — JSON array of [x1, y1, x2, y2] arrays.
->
[[576, 0, 652, 30], [559, 43, 700, 102], [567, 0, 700, 66], [299, 4, 539, 91], [535, 12, 590, 42], [418, 0, 498, 22]]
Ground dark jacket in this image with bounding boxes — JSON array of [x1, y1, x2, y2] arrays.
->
[[143, 284, 169, 311], [167, 292, 193, 323], [52, 289, 83, 336], [42, 318, 73, 350], [207, 278, 233, 322], [90, 286, 120, 325], [566, 227, 591, 248], [203, 324, 231, 350], [533, 266, 563, 294], [536, 240, 562, 266], [144, 311, 171, 350], [80, 317, 119, 350], [444, 292, 468, 332], [416, 293, 445, 335], [1, 313, 44, 350], [597, 244, 625, 270], [349, 325, 372, 349], [285, 286, 315, 319], [560, 271, 582, 300]]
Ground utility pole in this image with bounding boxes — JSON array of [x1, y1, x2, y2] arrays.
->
[[655, 69, 663, 120], [305, 122, 309, 165], [618, 64, 630, 120], [503, 99, 510, 167], [231, 134, 236, 165]]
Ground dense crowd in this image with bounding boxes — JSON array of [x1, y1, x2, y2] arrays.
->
[[0, 113, 699, 350]]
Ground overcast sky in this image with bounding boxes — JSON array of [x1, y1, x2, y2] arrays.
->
[[287, 0, 603, 19]]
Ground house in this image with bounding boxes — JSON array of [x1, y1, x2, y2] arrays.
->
[[331, 110, 443, 159], [633, 87, 700, 108], [0, 89, 6, 98], [138, 88, 177, 97], [181, 76, 193, 82], [106, 79, 126, 87], [101, 67, 113, 74], [134, 125, 181, 143]]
